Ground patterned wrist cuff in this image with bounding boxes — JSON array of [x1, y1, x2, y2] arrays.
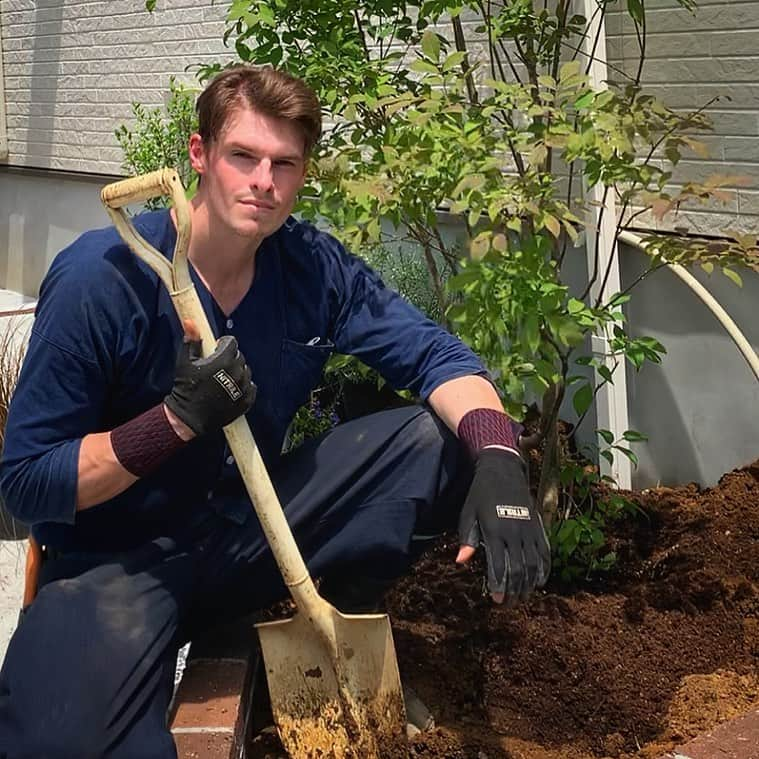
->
[[110, 404, 186, 478], [457, 408, 522, 459]]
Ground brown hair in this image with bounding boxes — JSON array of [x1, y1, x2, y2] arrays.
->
[[196, 65, 322, 155]]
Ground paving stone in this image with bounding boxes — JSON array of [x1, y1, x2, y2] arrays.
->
[[659, 708, 759, 759]]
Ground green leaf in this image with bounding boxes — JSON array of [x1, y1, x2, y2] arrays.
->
[[627, 0, 645, 24], [410, 60, 439, 74], [574, 91, 594, 109], [722, 267, 743, 287], [614, 445, 639, 467], [598, 428, 614, 445], [421, 29, 441, 62], [145, 0, 156, 10], [523, 312, 541, 354], [559, 60, 582, 82], [573, 383, 594, 417], [622, 430, 648, 442], [442, 51, 466, 71]]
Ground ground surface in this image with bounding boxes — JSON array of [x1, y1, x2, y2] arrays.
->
[[0, 541, 25, 664], [249, 459, 759, 758]]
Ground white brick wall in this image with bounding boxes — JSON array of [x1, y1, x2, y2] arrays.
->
[[0, 0, 233, 174], [607, 0, 759, 235], [1, 1, 758, 235]]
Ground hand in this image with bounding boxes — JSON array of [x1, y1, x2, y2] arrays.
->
[[456, 447, 551, 604], [164, 321, 256, 437]]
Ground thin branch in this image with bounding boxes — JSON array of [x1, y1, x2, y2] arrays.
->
[[593, 230, 621, 307], [407, 221, 449, 316], [452, 15, 479, 104], [634, 15, 646, 86], [432, 224, 459, 276], [551, 0, 571, 82], [353, 9, 371, 62], [611, 261, 669, 302], [579, 184, 611, 302], [573, 365, 617, 435], [579, 0, 606, 76], [558, 163, 577, 269]]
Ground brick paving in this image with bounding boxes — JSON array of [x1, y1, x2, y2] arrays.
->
[[659, 708, 759, 759]]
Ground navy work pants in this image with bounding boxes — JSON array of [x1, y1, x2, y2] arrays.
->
[[0, 406, 470, 758]]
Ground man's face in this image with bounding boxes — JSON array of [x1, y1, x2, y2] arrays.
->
[[189, 105, 307, 241]]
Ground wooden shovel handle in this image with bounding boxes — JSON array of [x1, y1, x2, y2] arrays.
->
[[101, 168, 179, 210], [100, 169, 192, 294], [99, 170, 325, 621]]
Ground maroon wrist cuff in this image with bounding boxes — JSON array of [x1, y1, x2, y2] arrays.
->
[[110, 404, 186, 478], [457, 408, 522, 459]]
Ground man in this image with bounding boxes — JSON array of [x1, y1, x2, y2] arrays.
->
[[0, 66, 550, 757]]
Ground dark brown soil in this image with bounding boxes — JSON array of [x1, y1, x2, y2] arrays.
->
[[249, 459, 759, 758]]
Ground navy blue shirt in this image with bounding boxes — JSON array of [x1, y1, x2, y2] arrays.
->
[[0, 211, 485, 552]]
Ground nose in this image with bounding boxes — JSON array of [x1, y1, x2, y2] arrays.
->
[[251, 158, 274, 192]]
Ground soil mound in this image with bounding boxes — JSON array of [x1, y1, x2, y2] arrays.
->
[[391, 460, 759, 758], [250, 460, 759, 757]]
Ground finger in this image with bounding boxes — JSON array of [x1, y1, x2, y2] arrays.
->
[[182, 319, 201, 343], [506, 544, 528, 600], [456, 545, 476, 564], [484, 539, 507, 598], [491, 591, 505, 604]]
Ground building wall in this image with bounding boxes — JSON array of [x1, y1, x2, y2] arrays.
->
[[0, 0, 233, 174], [0, 170, 111, 296], [620, 242, 759, 488], [606, 0, 759, 236], [0, 2, 756, 487]]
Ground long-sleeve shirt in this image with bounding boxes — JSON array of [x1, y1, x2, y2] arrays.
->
[[0, 210, 485, 553]]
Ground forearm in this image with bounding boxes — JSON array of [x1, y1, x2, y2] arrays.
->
[[76, 431, 138, 510], [427, 374, 504, 434], [76, 405, 193, 511]]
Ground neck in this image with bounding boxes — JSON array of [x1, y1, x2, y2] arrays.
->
[[182, 196, 261, 292]]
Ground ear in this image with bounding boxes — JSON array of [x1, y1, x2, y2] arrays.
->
[[298, 159, 308, 190], [188, 133, 207, 175]]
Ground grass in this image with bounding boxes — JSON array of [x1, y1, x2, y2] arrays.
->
[[0, 317, 29, 541]]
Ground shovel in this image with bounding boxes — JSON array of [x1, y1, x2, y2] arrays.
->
[[100, 169, 407, 758]]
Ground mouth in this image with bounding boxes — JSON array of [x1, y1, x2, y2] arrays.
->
[[240, 199, 276, 211]]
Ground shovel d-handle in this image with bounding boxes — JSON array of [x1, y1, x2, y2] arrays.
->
[[100, 170, 323, 622]]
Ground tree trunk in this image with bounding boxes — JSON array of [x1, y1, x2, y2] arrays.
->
[[537, 415, 561, 529]]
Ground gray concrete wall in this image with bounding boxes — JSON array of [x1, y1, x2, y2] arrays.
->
[[620, 242, 759, 488], [559, 240, 759, 489], [0, 169, 111, 296]]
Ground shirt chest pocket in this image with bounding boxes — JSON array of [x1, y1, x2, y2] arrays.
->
[[277, 338, 334, 423]]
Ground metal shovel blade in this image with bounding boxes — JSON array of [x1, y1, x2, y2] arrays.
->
[[256, 608, 406, 758]]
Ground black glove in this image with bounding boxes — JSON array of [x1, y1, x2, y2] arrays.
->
[[164, 335, 256, 437], [459, 447, 551, 602]]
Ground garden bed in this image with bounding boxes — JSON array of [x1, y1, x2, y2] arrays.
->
[[249, 459, 758, 758]]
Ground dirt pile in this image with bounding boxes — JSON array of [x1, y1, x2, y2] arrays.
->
[[250, 460, 759, 758]]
